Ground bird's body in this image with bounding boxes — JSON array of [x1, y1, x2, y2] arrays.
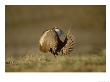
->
[[39, 29, 59, 53], [39, 27, 75, 56]]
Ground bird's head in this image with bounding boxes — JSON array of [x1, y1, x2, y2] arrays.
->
[[52, 27, 63, 37]]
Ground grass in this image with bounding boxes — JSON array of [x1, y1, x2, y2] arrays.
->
[[5, 50, 106, 72]]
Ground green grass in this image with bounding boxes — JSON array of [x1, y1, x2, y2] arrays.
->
[[5, 51, 106, 72]]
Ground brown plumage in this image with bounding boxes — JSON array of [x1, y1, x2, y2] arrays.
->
[[39, 27, 75, 56]]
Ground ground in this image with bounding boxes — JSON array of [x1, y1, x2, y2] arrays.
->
[[5, 49, 106, 72]]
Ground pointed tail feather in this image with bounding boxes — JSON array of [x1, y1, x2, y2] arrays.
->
[[60, 30, 76, 55]]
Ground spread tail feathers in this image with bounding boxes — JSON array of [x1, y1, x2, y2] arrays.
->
[[60, 28, 76, 55]]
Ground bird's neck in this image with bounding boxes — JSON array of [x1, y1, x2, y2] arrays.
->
[[55, 29, 62, 37]]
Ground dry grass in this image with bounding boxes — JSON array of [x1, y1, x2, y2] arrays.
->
[[5, 50, 106, 72]]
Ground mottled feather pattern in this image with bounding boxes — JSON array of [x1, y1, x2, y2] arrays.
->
[[39, 29, 58, 53]]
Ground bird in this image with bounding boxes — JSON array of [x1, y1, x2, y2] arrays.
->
[[39, 27, 75, 56]]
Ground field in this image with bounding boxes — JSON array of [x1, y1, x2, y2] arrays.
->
[[5, 5, 106, 72], [6, 49, 106, 72]]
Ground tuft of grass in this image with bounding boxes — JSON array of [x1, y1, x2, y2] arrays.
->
[[5, 50, 106, 72]]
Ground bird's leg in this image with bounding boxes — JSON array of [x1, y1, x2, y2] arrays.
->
[[49, 48, 53, 53], [53, 52, 59, 58], [49, 48, 56, 56], [53, 54, 57, 58], [49, 48, 58, 57], [52, 47, 56, 54]]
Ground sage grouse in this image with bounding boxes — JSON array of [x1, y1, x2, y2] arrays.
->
[[39, 27, 75, 56]]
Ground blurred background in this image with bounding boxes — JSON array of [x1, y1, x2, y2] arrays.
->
[[5, 5, 106, 57]]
